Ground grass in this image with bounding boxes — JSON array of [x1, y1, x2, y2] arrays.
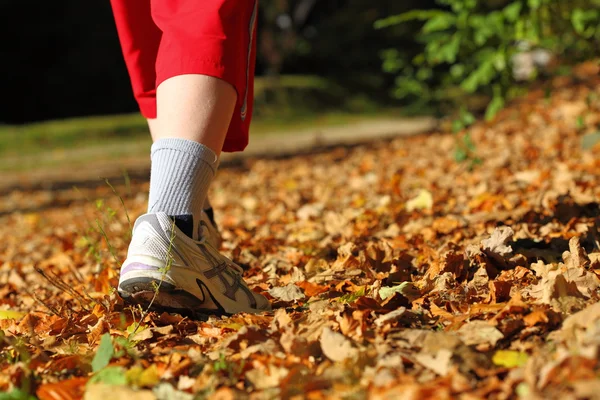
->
[[0, 75, 409, 173], [0, 109, 404, 173]]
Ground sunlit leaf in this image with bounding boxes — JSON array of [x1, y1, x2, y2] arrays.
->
[[0, 310, 26, 320], [89, 366, 127, 386], [492, 350, 529, 368], [406, 189, 433, 212], [91, 334, 114, 373]]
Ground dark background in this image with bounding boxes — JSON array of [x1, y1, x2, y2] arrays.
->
[[0, 0, 429, 124]]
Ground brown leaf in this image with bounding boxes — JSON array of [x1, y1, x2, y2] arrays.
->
[[268, 284, 305, 302], [414, 349, 453, 376], [489, 280, 512, 303], [374, 307, 407, 327], [481, 227, 514, 263], [246, 364, 289, 390], [559, 301, 600, 342], [457, 321, 504, 347], [562, 236, 590, 269], [84, 384, 155, 400], [295, 281, 329, 297], [320, 327, 358, 362]]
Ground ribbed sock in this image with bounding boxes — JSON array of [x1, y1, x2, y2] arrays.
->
[[148, 138, 219, 238]]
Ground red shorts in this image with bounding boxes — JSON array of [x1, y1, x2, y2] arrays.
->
[[110, 0, 258, 152]]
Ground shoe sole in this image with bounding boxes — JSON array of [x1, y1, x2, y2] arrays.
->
[[118, 259, 267, 316], [119, 275, 227, 318]]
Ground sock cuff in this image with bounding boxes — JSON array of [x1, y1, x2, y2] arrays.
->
[[152, 138, 219, 173]]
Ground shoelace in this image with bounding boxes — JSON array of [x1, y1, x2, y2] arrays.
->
[[197, 224, 244, 276]]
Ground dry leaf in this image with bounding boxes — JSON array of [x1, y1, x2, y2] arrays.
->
[[414, 349, 453, 376], [457, 321, 504, 346], [374, 307, 407, 327], [246, 365, 289, 389], [320, 327, 359, 362], [406, 189, 433, 212], [268, 284, 306, 302], [84, 384, 156, 400], [482, 227, 514, 261]]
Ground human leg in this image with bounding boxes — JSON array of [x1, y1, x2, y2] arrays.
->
[[114, 0, 269, 315], [110, 0, 222, 241]]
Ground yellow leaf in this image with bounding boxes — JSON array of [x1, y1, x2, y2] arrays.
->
[[126, 322, 148, 337], [284, 179, 298, 190], [221, 323, 244, 331], [23, 213, 40, 226], [0, 310, 26, 320], [138, 364, 160, 388], [126, 364, 160, 388], [406, 189, 433, 212], [492, 350, 528, 368], [125, 366, 144, 385]]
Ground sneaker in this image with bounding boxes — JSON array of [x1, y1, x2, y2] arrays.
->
[[118, 212, 271, 315]]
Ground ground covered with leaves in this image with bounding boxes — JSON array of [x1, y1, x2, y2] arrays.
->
[[2, 69, 600, 399]]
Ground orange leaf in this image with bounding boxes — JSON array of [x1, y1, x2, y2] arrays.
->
[[37, 377, 88, 400]]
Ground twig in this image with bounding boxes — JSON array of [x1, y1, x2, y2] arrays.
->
[[104, 177, 132, 234], [132, 218, 177, 334], [35, 266, 91, 311]]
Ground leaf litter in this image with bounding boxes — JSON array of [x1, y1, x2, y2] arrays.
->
[[1, 71, 600, 399]]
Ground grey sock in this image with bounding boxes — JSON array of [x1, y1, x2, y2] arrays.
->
[[148, 138, 219, 236]]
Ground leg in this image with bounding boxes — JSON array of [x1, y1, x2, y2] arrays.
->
[[154, 74, 236, 155], [115, 0, 269, 316]]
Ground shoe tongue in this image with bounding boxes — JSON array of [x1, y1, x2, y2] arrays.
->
[[170, 214, 195, 239]]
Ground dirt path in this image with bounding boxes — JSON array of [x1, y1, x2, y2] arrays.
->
[[0, 117, 436, 193]]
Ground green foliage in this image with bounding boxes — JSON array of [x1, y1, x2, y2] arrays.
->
[[377, 0, 600, 119], [213, 353, 246, 384], [91, 333, 114, 372], [0, 389, 36, 400], [338, 287, 367, 304], [89, 366, 128, 386], [451, 108, 482, 166]]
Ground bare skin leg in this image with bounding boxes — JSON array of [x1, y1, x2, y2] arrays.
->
[[148, 74, 237, 156], [147, 118, 160, 140]]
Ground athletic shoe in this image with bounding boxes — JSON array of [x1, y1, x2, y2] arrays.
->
[[118, 212, 271, 315]]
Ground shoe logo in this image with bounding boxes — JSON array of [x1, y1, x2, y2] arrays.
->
[[195, 279, 207, 303]]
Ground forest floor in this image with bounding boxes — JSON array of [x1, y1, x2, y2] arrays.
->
[[1, 66, 600, 400]]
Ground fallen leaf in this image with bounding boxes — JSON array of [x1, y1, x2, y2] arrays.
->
[[153, 383, 194, 400], [559, 301, 600, 342], [132, 325, 174, 342], [415, 349, 453, 376], [481, 227, 514, 261], [245, 365, 289, 390], [320, 327, 359, 362], [374, 307, 407, 327], [457, 321, 504, 346], [91, 334, 114, 372], [126, 364, 160, 388], [0, 310, 26, 320], [379, 282, 420, 301], [89, 366, 127, 386], [84, 384, 156, 400], [268, 284, 306, 302], [37, 377, 88, 400], [492, 350, 529, 368], [562, 237, 590, 269], [406, 189, 433, 212]]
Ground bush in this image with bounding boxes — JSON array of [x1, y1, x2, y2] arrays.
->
[[376, 0, 600, 119]]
